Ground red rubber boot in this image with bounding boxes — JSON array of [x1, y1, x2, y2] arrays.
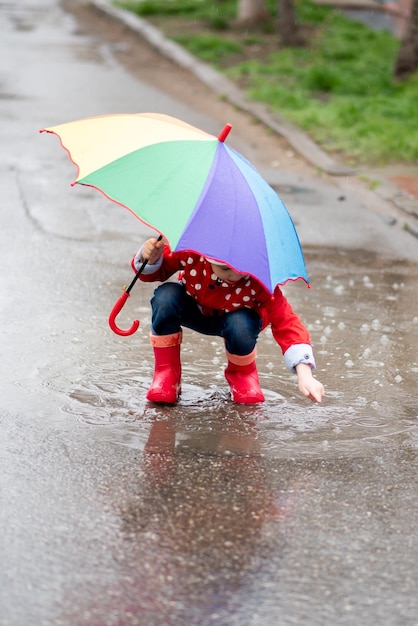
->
[[225, 349, 265, 404], [146, 331, 182, 404]]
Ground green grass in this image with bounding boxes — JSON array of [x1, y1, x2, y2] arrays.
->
[[173, 34, 243, 63], [116, 0, 238, 21], [117, 0, 418, 165]]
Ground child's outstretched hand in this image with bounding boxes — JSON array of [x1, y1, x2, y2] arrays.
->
[[141, 237, 165, 265], [295, 363, 325, 403]]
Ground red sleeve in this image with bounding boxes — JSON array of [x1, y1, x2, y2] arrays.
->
[[265, 286, 311, 355]]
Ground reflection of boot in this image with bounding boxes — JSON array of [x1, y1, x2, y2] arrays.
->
[[147, 331, 182, 404], [225, 348, 265, 404]]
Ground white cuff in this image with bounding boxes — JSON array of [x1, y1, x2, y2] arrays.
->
[[284, 344, 316, 373], [134, 246, 163, 274]]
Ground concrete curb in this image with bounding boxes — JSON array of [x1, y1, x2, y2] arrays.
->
[[89, 0, 418, 229]]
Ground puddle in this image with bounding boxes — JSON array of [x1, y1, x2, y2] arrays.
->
[[54, 247, 418, 459]]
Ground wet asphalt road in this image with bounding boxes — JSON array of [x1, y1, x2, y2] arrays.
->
[[1, 1, 418, 625]]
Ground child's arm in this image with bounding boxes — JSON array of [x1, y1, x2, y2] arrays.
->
[[296, 363, 325, 403], [265, 287, 325, 403]]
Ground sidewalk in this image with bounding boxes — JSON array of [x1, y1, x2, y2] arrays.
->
[[90, 0, 418, 237]]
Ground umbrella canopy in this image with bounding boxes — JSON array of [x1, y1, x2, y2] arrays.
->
[[41, 112, 309, 293]]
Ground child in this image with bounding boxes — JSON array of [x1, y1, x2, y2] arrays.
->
[[134, 237, 325, 405]]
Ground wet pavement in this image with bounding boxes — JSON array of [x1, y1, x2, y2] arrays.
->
[[1, 1, 418, 625]]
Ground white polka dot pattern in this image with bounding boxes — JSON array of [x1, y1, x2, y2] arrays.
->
[[176, 252, 268, 315]]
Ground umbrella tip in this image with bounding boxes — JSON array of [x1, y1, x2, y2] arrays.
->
[[218, 124, 232, 142]]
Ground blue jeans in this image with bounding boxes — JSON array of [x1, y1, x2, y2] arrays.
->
[[150, 282, 262, 356]]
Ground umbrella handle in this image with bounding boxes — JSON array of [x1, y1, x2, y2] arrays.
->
[[108, 235, 163, 336], [108, 291, 140, 336]]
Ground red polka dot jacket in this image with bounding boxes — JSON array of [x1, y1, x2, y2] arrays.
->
[[134, 247, 316, 371]]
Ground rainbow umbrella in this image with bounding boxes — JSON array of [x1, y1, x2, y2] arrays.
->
[[41, 113, 309, 335]]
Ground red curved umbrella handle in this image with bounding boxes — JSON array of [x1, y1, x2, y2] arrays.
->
[[108, 291, 139, 336], [108, 235, 162, 336]]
